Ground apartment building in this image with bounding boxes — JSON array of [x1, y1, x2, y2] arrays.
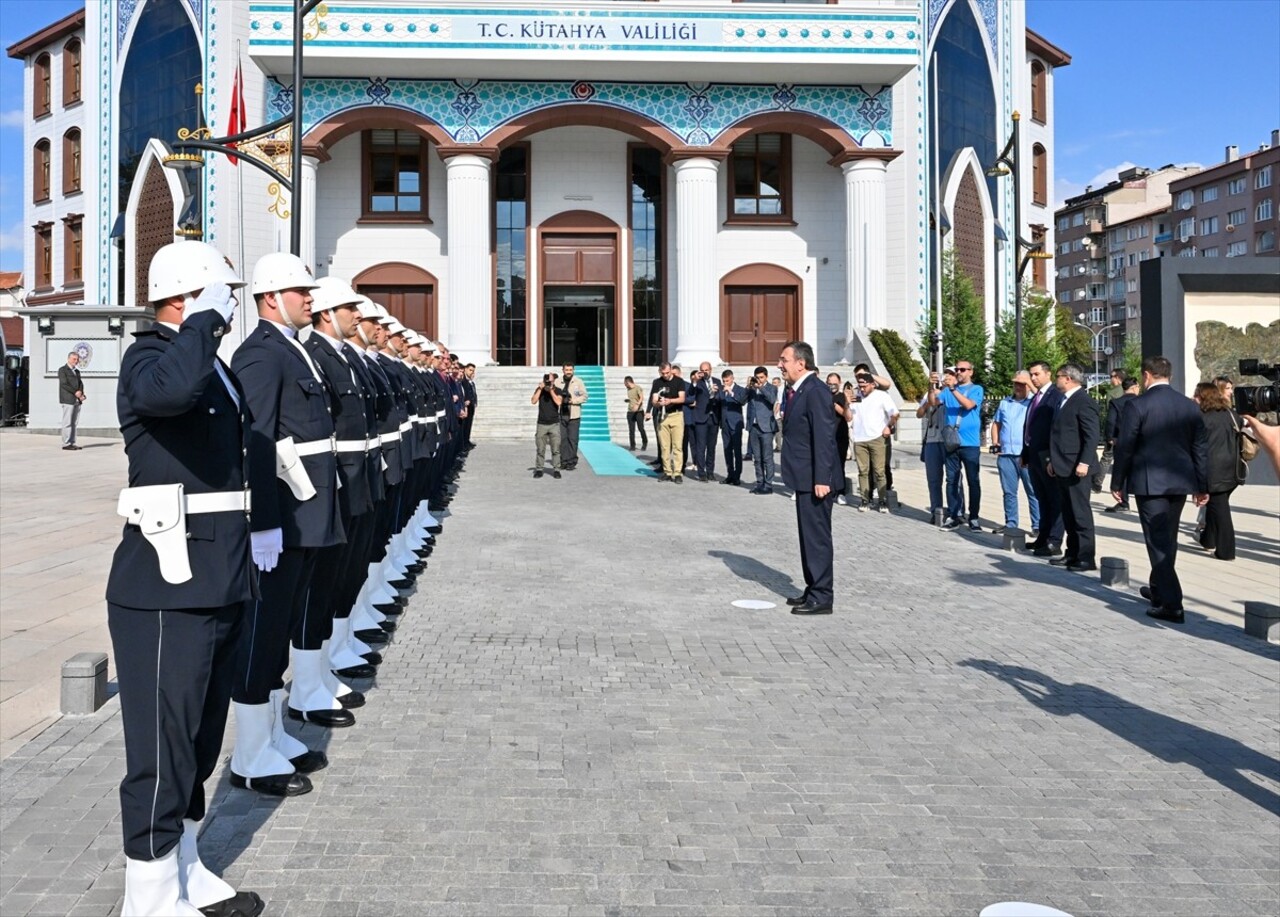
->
[[1168, 133, 1280, 261], [1104, 207, 1171, 361], [1053, 164, 1199, 374]]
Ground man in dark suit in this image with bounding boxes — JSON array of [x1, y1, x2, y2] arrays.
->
[[716, 369, 747, 485], [57, 351, 85, 449], [1046, 363, 1101, 572], [230, 252, 346, 800], [1102, 376, 1139, 513], [1110, 356, 1209, 623], [1021, 360, 1065, 556], [106, 240, 264, 917], [745, 367, 778, 493], [778, 341, 841, 615], [689, 360, 720, 482]]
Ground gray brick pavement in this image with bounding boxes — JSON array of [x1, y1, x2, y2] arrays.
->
[[1, 443, 1277, 916]]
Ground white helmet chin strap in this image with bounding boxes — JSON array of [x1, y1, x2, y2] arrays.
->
[[274, 290, 299, 332]]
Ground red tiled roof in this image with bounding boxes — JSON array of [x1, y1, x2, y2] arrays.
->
[[0, 316, 24, 350], [0, 272, 22, 290]]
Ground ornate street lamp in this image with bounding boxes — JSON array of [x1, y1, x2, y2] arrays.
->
[[986, 112, 1053, 370]]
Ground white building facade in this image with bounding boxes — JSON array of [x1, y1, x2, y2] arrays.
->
[[12, 0, 1065, 427]]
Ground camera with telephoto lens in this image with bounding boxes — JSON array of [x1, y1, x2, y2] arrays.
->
[[1234, 360, 1279, 423]]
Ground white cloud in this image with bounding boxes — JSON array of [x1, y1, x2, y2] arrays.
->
[[1053, 161, 1138, 209], [0, 109, 23, 128]]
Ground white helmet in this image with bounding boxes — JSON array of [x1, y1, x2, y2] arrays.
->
[[250, 252, 320, 295], [310, 276, 362, 314], [147, 241, 245, 302], [383, 318, 407, 335], [357, 297, 386, 321]]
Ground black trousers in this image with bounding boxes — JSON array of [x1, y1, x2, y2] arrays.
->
[[693, 422, 716, 477], [720, 423, 744, 482], [1028, 458, 1064, 543], [1136, 494, 1188, 609], [234, 547, 319, 705], [1200, 489, 1236, 560], [627, 410, 648, 449], [109, 603, 240, 860], [560, 416, 580, 466], [299, 509, 357, 648], [794, 490, 835, 605], [336, 511, 377, 618], [1056, 472, 1096, 563]]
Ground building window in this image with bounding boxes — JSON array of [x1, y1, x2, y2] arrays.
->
[[1175, 190, 1194, 210], [62, 129, 81, 194], [1071, 211, 1084, 228], [1227, 240, 1248, 257], [1089, 305, 1105, 323], [1139, 223, 1149, 238], [493, 144, 528, 366], [34, 139, 51, 201], [1202, 247, 1219, 258], [35, 224, 53, 288], [1257, 166, 1273, 189], [362, 130, 429, 219], [1056, 241, 1070, 255], [1126, 278, 1138, 292], [729, 133, 789, 219], [63, 39, 81, 105], [1178, 247, 1197, 259], [1058, 265, 1070, 279], [1127, 252, 1137, 267], [34, 53, 51, 117], [1057, 216, 1069, 232], [630, 145, 665, 365], [1200, 185, 1218, 203], [1258, 198, 1273, 222], [1228, 177, 1246, 195], [1030, 61, 1047, 123], [1176, 217, 1194, 240], [1259, 230, 1277, 253], [1057, 290, 1070, 303], [1139, 249, 1150, 261], [1071, 238, 1084, 252], [1198, 216, 1219, 236], [1227, 208, 1248, 227], [63, 217, 83, 284]]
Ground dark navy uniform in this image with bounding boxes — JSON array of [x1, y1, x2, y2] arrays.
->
[[107, 311, 259, 861]]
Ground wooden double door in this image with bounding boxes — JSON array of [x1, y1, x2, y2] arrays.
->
[[723, 286, 797, 366]]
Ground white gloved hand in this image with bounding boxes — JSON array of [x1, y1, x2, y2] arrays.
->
[[251, 528, 283, 573], [183, 283, 235, 324]]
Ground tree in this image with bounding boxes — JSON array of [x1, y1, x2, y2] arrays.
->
[[1119, 330, 1142, 379], [990, 288, 1061, 398], [917, 248, 990, 378], [1054, 307, 1093, 367]]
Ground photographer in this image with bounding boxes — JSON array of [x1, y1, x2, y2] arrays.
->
[[531, 373, 564, 479], [649, 362, 687, 483]]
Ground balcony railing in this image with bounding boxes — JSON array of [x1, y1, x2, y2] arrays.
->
[[1154, 232, 1173, 244]]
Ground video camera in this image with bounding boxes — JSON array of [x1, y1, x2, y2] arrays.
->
[[1234, 359, 1279, 421]]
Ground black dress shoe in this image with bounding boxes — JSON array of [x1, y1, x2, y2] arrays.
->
[[353, 629, 389, 646], [1033, 543, 1062, 557], [785, 594, 810, 607], [337, 690, 365, 709], [198, 890, 266, 917], [791, 601, 834, 616], [426, 525, 443, 535], [334, 663, 376, 679], [287, 707, 356, 728], [378, 619, 398, 633], [387, 577, 412, 591], [360, 651, 382, 665], [1067, 561, 1098, 572], [289, 750, 328, 774], [1103, 503, 1129, 513], [1048, 555, 1077, 566], [1146, 606, 1185, 624], [1139, 586, 1159, 606], [229, 771, 311, 797]]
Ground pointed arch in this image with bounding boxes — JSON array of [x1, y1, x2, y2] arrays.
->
[[125, 139, 189, 307], [940, 147, 997, 333]]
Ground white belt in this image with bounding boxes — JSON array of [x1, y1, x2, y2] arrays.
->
[[366, 436, 380, 451], [294, 435, 336, 456], [186, 489, 252, 514], [335, 439, 369, 454], [435, 410, 446, 420], [398, 420, 414, 433], [379, 431, 401, 445], [412, 416, 428, 425], [426, 418, 438, 427]]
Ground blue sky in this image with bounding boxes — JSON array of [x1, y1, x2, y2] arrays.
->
[[2, 0, 1279, 272]]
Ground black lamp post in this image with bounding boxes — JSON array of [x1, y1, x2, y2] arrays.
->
[[986, 111, 1052, 370], [163, 0, 323, 256]]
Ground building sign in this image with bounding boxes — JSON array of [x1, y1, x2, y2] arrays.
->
[[452, 15, 716, 48], [44, 337, 121, 377]]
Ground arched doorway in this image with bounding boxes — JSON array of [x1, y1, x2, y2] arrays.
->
[[539, 210, 620, 365], [353, 262, 438, 339], [721, 264, 802, 366]]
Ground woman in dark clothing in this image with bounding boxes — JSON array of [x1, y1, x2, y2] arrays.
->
[[1194, 382, 1242, 561], [827, 373, 852, 503]]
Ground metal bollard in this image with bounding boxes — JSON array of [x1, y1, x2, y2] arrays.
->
[[1099, 557, 1129, 587], [933, 508, 947, 528], [884, 489, 900, 510], [61, 652, 109, 715], [1002, 531, 1026, 552], [1244, 601, 1280, 644]]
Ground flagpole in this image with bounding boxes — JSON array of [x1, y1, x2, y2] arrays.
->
[[235, 39, 247, 345]]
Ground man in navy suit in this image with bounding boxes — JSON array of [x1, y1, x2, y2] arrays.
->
[[745, 367, 778, 493], [716, 369, 748, 485], [1046, 364, 1101, 572], [1021, 360, 1065, 556], [689, 361, 721, 482], [1110, 356, 1209, 623], [778, 341, 841, 615]]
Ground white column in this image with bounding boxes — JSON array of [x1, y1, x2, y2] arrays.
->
[[444, 154, 493, 365], [299, 155, 319, 273], [672, 156, 722, 366], [842, 158, 888, 360]]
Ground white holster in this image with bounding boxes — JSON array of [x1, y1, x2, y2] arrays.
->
[[275, 437, 317, 502], [117, 484, 193, 585]]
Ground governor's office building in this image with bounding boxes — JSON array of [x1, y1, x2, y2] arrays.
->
[[9, 0, 1067, 430]]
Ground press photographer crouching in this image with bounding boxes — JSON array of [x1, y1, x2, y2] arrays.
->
[[531, 373, 564, 479]]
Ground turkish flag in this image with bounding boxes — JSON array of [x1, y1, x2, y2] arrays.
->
[[226, 62, 246, 163]]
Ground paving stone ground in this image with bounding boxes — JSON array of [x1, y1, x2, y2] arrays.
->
[[1, 442, 1278, 917]]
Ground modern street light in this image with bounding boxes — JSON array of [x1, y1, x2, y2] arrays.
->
[[985, 112, 1053, 370], [162, 0, 324, 256], [1073, 314, 1121, 380]]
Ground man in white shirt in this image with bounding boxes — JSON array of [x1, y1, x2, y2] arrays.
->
[[850, 373, 899, 512]]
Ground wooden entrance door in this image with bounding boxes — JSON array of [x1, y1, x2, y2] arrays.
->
[[723, 287, 797, 365], [352, 262, 439, 340]]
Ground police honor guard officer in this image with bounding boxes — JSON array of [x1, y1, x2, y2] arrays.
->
[[106, 241, 265, 916], [229, 253, 346, 799]]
